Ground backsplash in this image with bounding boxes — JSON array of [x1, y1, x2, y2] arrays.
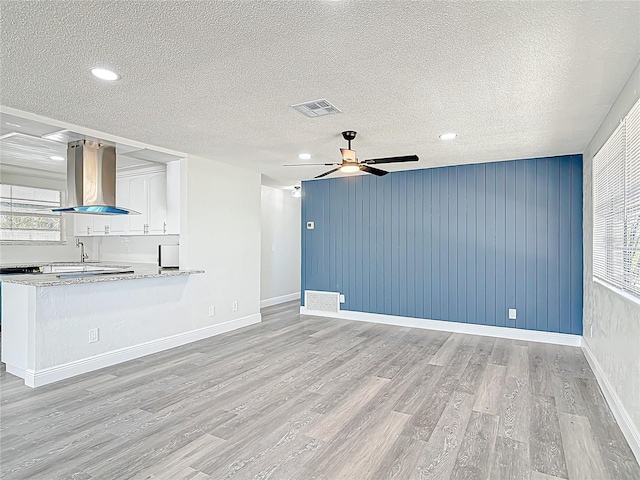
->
[[89, 235, 179, 264], [0, 234, 179, 266]]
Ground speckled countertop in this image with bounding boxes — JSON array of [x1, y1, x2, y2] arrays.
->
[[0, 262, 204, 287]]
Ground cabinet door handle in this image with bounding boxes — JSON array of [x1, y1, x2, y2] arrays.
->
[[87, 226, 90, 235], [163, 222, 166, 234], [105, 225, 109, 234], [144, 224, 149, 234]]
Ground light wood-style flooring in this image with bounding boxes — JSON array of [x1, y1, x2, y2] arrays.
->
[[1, 301, 639, 479]]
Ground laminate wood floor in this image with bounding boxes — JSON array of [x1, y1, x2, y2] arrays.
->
[[1, 301, 639, 479]]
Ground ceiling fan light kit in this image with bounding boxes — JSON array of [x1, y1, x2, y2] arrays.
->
[[284, 130, 419, 179], [340, 164, 360, 173]]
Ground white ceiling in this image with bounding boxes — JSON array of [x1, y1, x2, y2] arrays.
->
[[1, 1, 639, 187]]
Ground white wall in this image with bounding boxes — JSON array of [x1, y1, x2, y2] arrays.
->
[[260, 185, 301, 306], [583, 60, 640, 455], [180, 155, 262, 325]]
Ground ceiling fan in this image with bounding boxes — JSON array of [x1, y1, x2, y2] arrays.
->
[[285, 131, 419, 178]]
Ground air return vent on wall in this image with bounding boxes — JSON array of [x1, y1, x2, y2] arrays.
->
[[304, 290, 340, 313], [291, 99, 342, 118]]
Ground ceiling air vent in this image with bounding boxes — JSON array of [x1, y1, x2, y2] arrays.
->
[[291, 99, 342, 118]]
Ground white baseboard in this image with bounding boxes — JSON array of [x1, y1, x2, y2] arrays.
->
[[18, 313, 261, 388], [299, 307, 582, 347], [582, 339, 640, 463], [5, 364, 27, 379], [261, 292, 300, 308]]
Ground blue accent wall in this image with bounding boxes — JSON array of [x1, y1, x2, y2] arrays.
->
[[301, 155, 583, 335]]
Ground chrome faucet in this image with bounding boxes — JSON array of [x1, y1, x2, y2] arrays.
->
[[76, 238, 88, 263]]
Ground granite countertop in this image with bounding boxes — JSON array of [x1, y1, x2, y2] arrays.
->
[[0, 262, 204, 287]]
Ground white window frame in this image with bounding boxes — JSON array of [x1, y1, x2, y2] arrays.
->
[[593, 98, 640, 300], [0, 183, 66, 245]]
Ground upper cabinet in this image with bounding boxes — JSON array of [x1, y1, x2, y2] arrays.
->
[[73, 214, 93, 236], [147, 172, 168, 234], [109, 178, 130, 235], [74, 161, 180, 237]]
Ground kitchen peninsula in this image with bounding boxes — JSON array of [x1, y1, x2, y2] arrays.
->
[[1, 262, 205, 387]]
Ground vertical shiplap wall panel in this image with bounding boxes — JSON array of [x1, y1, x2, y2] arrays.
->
[[514, 163, 527, 330], [524, 160, 538, 331], [476, 165, 487, 326], [505, 161, 517, 328], [536, 159, 549, 332], [423, 169, 433, 319], [547, 160, 560, 333], [570, 157, 583, 335], [495, 163, 507, 328], [485, 163, 497, 326], [301, 154, 584, 335], [558, 158, 572, 335], [466, 166, 477, 325], [448, 168, 459, 323], [456, 167, 468, 324]]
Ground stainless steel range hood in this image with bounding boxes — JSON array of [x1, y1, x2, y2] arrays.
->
[[53, 140, 139, 215]]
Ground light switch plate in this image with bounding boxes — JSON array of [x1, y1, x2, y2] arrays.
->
[[89, 328, 99, 343], [306, 221, 314, 230], [508, 308, 517, 320]]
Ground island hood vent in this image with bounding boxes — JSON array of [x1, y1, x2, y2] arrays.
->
[[53, 140, 139, 215]]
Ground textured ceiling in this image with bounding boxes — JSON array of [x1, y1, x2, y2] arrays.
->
[[1, 1, 639, 186]]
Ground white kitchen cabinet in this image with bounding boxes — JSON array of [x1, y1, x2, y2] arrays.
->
[[93, 215, 110, 236], [127, 175, 148, 234], [147, 172, 167, 234], [126, 172, 167, 235], [109, 177, 130, 234], [165, 160, 180, 234], [72, 165, 179, 237], [74, 214, 94, 236]]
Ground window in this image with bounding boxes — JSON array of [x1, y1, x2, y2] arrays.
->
[[593, 98, 640, 298], [0, 184, 64, 243]]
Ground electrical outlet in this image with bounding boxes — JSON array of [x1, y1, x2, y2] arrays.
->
[[339, 294, 345, 303], [271, 244, 276, 252], [232, 301, 238, 312], [209, 306, 215, 317], [508, 308, 517, 320], [89, 328, 99, 343]]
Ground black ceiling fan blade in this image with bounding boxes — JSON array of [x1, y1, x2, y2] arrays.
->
[[363, 155, 419, 165], [283, 163, 340, 166], [359, 165, 388, 177], [314, 167, 342, 179]]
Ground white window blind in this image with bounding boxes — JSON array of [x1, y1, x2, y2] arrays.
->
[[593, 98, 640, 298], [0, 184, 63, 242]]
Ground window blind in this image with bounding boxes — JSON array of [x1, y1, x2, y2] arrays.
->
[[593, 98, 640, 298], [625, 100, 640, 296]]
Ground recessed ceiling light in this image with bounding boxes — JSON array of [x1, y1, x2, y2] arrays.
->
[[298, 153, 311, 160], [439, 132, 457, 140], [5, 122, 21, 128], [91, 68, 120, 81], [50, 155, 65, 161], [291, 186, 301, 198]]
